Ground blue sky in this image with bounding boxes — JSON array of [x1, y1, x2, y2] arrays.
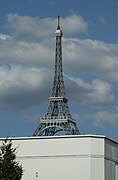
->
[[0, 0, 118, 141]]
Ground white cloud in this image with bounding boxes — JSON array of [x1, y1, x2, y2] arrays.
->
[[99, 16, 107, 25], [86, 79, 114, 106], [2, 14, 118, 84], [0, 33, 11, 40], [0, 39, 54, 68], [80, 110, 118, 128], [92, 111, 118, 127], [61, 14, 88, 35], [0, 14, 118, 110], [7, 13, 88, 41], [0, 63, 114, 110], [63, 38, 118, 82], [66, 76, 114, 107], [1, 34, 118, 83], [7, 13, 54, 41], [0, 64, 51, 109]]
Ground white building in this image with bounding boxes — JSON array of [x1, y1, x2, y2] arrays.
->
[[0, 135, 118, 180]]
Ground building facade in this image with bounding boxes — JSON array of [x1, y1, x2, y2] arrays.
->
[[0, 135, 117, 180]]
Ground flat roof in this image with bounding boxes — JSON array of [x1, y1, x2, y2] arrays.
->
[[0, 134, 117, 144]]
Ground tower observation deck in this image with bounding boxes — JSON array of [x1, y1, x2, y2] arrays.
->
[[33, 16, 80, 136]]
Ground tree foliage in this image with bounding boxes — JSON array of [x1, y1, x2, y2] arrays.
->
[[0, 139, 23, 180]]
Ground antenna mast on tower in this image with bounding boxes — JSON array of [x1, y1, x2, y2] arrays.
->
[[33, 16, 80, 136]]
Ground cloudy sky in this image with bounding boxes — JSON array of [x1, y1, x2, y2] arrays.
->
[[0, 0, 118, 141]]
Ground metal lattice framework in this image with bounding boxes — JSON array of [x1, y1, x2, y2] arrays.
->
[[33, 16, 80, 136]]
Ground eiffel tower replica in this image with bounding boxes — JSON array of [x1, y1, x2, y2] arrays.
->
[[33, 16, 80, 136]]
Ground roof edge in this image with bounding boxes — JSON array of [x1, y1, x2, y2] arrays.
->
[[0, 134, 117, 144]]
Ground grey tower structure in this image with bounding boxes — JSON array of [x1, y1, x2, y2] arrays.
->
[[33, 16, 80, 136]]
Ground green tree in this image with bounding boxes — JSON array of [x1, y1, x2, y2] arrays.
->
[[0, 139, 23, 180]]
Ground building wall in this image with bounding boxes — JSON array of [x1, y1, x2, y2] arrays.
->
[[105, 139, 118, 180], [0, 135, 117, 180], [13, 136, 93, 180], [13, 135, 105, 180]]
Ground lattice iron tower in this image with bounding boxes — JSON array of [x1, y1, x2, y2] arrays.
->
[[33, 16, 80, 136]]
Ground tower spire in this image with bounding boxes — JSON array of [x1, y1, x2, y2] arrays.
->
[[57, 15, 60, 29], [33, 16, 80, 136]]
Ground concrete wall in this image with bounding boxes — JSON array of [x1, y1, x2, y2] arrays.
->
[[13, 135, 105, 180], [115, 163, 118, 180], [0, 135, 117, 180], [105, 138, 118, 180]]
